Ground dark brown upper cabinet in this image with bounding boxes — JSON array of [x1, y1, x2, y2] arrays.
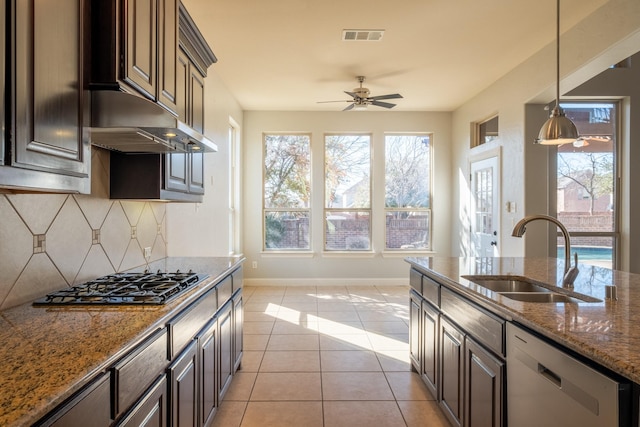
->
[[91, 0, 179, 115], [0, 0, 91, 193]]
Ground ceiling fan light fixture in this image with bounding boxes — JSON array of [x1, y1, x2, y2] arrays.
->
[[354, 103, 368, 111], [535, 0, 579, 146]]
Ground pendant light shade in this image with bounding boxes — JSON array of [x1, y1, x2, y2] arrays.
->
[[534, 0, 579, 145]]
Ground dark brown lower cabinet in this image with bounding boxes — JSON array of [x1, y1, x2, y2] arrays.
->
[[116, 375, 167, 427], [218, 301, 233, 401], [38, 373, 111, 427], [169, 340, 198, 427], [421, 300, 439, 398], [440, 316, 464, 427], [199, 318, 218, 427], [409, 290, 421, 372], [233, 291, 243, 372], [464, 337, 504, 427]]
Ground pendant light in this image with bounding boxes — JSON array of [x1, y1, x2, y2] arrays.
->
[[534, 0, 579, 145]]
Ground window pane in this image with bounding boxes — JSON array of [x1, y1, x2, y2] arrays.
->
[[264, 134, 311, 209], [558, 103, 615, 232], [265, 211, 310, 250], [325, 135, 371, 209], [325, 211, 370, 251], [557, 236, 613, 269], [385, 135, 431, 208], [386, 211, 430, 250]]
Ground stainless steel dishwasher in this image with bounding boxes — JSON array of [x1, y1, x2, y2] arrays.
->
[[507, 323, 631, 427]]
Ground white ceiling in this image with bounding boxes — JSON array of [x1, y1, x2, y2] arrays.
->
[[182, 0, 609, 112]]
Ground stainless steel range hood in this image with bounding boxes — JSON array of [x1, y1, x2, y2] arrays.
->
[[90, 91, 218, 154]]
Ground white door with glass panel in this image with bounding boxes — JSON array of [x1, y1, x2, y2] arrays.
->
[[471, 156, 500, 257]]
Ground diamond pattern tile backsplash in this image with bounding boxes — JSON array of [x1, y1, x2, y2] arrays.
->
[[0, 148, 167, 310]]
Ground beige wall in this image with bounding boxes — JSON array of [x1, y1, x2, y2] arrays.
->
[[450, 0, 640, 263], [241, 111, 452, 285]]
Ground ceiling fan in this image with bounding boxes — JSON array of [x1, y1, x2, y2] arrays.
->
[[318, 76, 403, 111]]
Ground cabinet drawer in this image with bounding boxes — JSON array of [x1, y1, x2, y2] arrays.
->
[[422, 275, 440, 308], [41, 373, 111, 427], [410, 269, 422, 294], [232, 267, 243, 293], [217, 275, 232, 306], [112, 328, 168, 418], [168, 287, 217, 358], [440, 288, 504, 356]]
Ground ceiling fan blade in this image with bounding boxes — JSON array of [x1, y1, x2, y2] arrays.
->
[[370, 93, 403, 101], [343, 103, 356, 111], [371, 100, 396, 109], [317, 100, 352, 103]]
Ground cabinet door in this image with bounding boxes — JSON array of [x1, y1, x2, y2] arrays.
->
[[176, 49, 190, 123], [12, 0, 89, 179], [116, 375, 167, 427], [464, 338, 504, 427], [166, 152, 189, 192], [199, 318, 218, 427], [233, 292, 243, 371], [123, 0, 157, 99], [440, 316, 464, 427], [409, 290, 421, 372], [189, 153, 205, 195], [218, 302, 233, 401], [422, 301, 439, 398], [169, 341, 198, 427], [157, 0, 178, 113], [189, 67, 205, 133]]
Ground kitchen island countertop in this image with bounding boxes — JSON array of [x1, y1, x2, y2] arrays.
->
[[406, 256, 640, 384], [0, 256, 244, 427]]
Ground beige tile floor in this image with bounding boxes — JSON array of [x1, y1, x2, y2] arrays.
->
[[212, 285, 451, 427]]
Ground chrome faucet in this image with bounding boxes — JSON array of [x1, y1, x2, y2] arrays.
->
[[511, 214, 579, 287]]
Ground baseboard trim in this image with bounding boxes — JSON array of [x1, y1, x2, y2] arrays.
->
[[243, 277, 409, 287]]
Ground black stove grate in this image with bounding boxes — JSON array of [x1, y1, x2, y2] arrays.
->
[[33, 271, 206, 306]]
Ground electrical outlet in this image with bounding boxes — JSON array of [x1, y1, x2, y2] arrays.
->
[[144, 247, 152, 259], [252, 261, 258, 269]]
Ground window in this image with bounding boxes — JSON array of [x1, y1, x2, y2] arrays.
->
[[228, 120, 240, 255], [556, 102, 618, 268], [324, 134, 371, 251], [472, 116, 499, 147], [263, 134, 311, 250], [385, 134, 432, 250]]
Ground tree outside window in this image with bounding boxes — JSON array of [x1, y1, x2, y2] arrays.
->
[[324, 134, 371, 251], [263, 134, 311, 250], [384, 134, 432, 250]]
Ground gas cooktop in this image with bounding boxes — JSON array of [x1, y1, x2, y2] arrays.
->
[[33, 270, 207, 306]]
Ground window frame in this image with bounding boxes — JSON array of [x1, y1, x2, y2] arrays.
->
[[262, 132, 312, 252], [323, 133, 373, 252], [383, 133, 433, 252], [553, 100, 620, 269]]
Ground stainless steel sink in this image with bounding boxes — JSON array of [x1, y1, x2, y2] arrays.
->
[[462, 276, 550, 293], [461, 275, 600, 303], [498, 292, 585, 303]]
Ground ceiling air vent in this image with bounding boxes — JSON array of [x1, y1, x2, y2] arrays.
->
[[342, 29, 384, 41]]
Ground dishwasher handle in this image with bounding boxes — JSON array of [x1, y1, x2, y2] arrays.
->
[[538, 363, 562, 388]]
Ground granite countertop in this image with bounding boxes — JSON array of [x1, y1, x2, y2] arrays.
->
[[406, 256, 640, 384], [0, 256, 244, 427]]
